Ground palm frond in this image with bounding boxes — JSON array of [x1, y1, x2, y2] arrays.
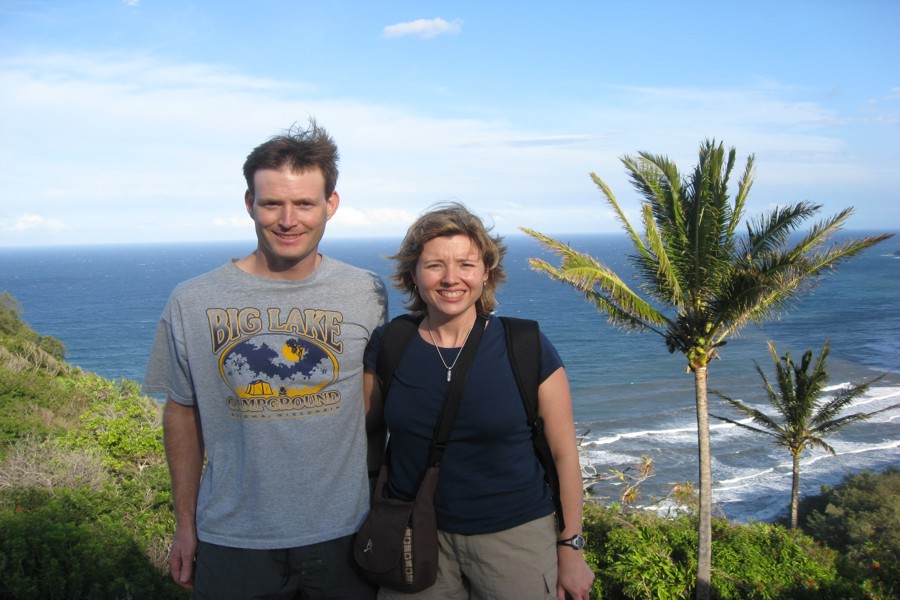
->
[[804, 437, 837, 456], [641, 204, 685, 304], [709, 412, 778, 438], [791, 346, 830, 420], [811, 413, 876, 439], [807, 380, 871, 428], [752, 358, 785, 416], [710, 391, 785, 436], [522, 234, 671, 333], [726, 153, 754, 239], [713, 225, 892, 344], [685, 142, 736, 268], [783, 207, 852, 259], [811, 382, 896, 434], [743, 202, 821, 258], [627, 152, 685, 239], [801, 234, 895, 275], [589, 172, 649, 259], [527, 256, 664, 332]]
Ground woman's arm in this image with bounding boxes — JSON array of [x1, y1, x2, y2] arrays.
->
[[364, 368, 387, 475], [539, 367, 595, 600]]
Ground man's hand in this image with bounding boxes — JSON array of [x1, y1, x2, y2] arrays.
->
[[169, 526, 197, 590]]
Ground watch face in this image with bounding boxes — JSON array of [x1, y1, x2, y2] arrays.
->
[[559, 534, 585, 549]]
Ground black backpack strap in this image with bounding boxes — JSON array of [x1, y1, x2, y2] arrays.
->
[[376, 313, 487, 480], [375, 313, 422, 399], [426, 313, 487, 467], [500, 316, 566, 532]]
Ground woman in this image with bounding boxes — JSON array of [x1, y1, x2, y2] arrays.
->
[[364, 203, 594, 600]]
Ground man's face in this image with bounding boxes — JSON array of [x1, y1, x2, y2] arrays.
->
[[245, 165, 339, 277]]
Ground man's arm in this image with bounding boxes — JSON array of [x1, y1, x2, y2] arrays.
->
[[162, 398, 204, 590]]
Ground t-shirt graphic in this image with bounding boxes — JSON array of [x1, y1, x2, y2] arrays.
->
[[208, 307, 344, 420]]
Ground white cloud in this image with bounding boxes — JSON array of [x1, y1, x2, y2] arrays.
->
[[382, 18, 463, 40], [0, 51, 894, 247], [2, 215, 69, 233], [3, 52, 306, 104], [212, 215, 252, 229], [330, 207, 417, 231]]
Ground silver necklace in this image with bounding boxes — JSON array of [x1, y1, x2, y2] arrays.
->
[[426, 316, 474, 382]]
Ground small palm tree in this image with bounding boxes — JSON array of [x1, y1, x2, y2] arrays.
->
[[522, 139, 892, 599], [711, 340, 899, 529]]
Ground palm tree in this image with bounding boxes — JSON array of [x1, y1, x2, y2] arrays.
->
[[521, 139, 892, 600], [710, 340, 899, 530]]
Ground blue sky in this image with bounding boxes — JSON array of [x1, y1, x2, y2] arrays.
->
[[1, 1, 898, 247]]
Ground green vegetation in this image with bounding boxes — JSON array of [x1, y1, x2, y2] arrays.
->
[[1, 293, 897, 599], [711, 340, 899, 529], [0, 293, 185, 599], [579, 467, 900, 599], [798, 468, 900, 600], [583, 502, 844, 599], [523, 139, 893, 599]]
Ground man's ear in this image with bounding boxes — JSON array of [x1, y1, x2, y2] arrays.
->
[[326, 190, 340, 220], [244, 189, 254, 215]]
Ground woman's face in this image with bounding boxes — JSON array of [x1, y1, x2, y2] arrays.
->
[[412, 234, 488, 322]]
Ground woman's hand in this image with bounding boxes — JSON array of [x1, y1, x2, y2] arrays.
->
[[556, 545, 595, 600]]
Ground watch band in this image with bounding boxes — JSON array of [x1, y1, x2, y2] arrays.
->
[[556, 534, 585, 549]]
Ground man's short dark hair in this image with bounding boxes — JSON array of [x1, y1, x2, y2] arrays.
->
[[243, 119, 340, 197]]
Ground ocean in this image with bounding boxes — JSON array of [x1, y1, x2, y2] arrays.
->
[[1, 232, 898, 523]]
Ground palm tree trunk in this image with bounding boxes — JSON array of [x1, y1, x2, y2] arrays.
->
[[791, 453, 801, 529], [694, 366, 712, 600]]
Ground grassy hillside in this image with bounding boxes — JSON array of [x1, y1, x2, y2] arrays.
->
[[0, 292, 186, 599]]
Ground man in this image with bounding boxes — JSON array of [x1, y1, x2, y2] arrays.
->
[[144, 120, 387, 599]]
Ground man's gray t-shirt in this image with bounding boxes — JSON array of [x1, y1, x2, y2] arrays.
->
[[144, 256, 387, 549]]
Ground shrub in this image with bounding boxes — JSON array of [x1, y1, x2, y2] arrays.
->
[[603, 518, 695, 599], [710, 520, 841, 599], [0, 486, 186, 600], [0, 293, 67, 362], [0, 368, 81, 453], [61, 376, 165, 473], [583, 506, 696, 599], [799, 468, 900, 598], [0, 301, 178, 595], [0, 292, 26, 337], [582, 503, 853, 599], [0, 435, 109, 491]]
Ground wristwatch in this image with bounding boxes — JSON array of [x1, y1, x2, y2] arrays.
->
[[557, 534, 586, 550]]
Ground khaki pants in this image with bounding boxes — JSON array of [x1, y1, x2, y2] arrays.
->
[[378, 513, 558, 600]]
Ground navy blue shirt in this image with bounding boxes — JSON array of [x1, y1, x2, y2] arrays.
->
[[365, 315, 563, 534]]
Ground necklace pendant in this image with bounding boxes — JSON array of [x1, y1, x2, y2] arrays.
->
[[426, 315, 473, 386]]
